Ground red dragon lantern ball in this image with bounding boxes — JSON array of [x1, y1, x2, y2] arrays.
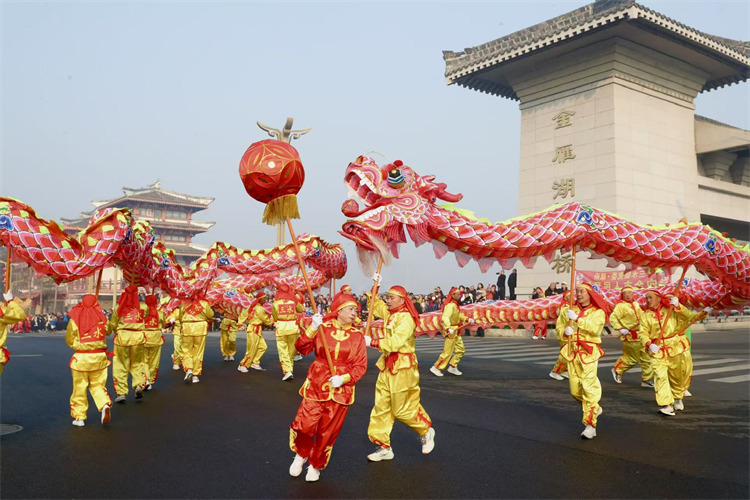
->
[[238, 139, 305, 225]]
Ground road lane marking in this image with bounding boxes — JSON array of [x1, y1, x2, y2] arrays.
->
[[708, 374, 750, 383]]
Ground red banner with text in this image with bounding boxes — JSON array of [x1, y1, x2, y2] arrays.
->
[[578, 268, 670, 290]]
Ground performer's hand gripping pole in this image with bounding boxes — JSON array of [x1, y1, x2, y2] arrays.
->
[[566, 246, 577, 351], [364, 256, 384, 341], [658, 267, 689, 346]]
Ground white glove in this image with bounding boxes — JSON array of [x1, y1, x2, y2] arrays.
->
[[564, 326, 574, 337], [310, 313, 323, 330], [3, 291, 13, 302], [566, 309, 578, 321], [669, 297, 679, 307], [447, 328, 455, 335], [618, 329, 629, 336], [364, 336, 372, 347], [371, 273, 381, 284], [703, 307, 713, 315], [167, 318, 176, 325], [329, 375, 344, 388], [467, 318, 476, 325], [648, 343, 661, 354]]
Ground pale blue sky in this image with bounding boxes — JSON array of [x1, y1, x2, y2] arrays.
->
[[1, 1, 748, 294]]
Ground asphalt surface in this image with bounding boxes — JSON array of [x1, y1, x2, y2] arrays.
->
[[1, 328, 748, 499]]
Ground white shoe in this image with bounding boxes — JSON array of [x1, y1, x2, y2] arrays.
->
[[367, 446, 394, 462], [229, 355, 235, 361], [549, 371, 564, 381], [250, 364, 266, 371], [305, 466, 320, 482], [447, 366, 462, 376], [172, 364, 180, 371], [145, 383, 153, 391], [184, 370, 193, 384], [684, 389, 692, 397], [561, 372, 569, 379], [659, 405, 676, 416], [289, 454, 307, 477], [282, 372, 294, 381], [101, 404, 111, 425], [611, 368, 622, 384], [134, 386, 143, 399], [294, 354, 304, 362], [581, 425, 596, 439], [641, 380, 654, 388], [532, 335, 539, 340], [674, 399, 684, 411], [192, 376, 200, 384], [114, 395, 126, 403], [596, 406, 603, 417], [430, 366, 444, 377], [238, 365, 249, 373], [420, 427, 435, 454], [72, 420, 85, 427], [223, 356, 229, 362]]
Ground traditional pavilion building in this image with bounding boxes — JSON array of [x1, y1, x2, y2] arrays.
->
[[61, 180, 215, 308], [443, 0, 749, 295]]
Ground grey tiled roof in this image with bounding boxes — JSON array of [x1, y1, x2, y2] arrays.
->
[[444, 0, 749, 99]]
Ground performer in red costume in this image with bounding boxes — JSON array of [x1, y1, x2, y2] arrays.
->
[[288, 293, 367, 482]]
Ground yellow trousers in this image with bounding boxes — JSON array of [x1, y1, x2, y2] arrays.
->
[[144, 345, 162, 384], [276, 334, 298, 373], [367, 367, 432, 448], [568, 358, 601, 427], [434, 334, 465, 370], [550, 338, 568, 375], [70, 368, 111, 421], [113, 344, 147, 396], [240, 332, 267, 367], [220, 330, 237, 357], [613, 341, 654, 382], [653, 350, 693, 406], [181, 335, 207, 375], [172, 334, 182, 366]]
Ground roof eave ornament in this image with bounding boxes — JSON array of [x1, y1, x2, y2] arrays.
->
[[256, 117, 312, 144]]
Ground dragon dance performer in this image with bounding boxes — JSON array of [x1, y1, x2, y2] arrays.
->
[[639, 291, 708, 416], [178, 295, 214, 384], [272, 284, 304, 381], [430, 287, 475, 377], [549, 291, 571, 381], [142, 295, 165, 391], [364, 280, 435, 462], [557, 283, 609, 439], [166, 305, 182, 371], [66, 294, 112, 427], [610, 287, 653, 388], [337, 285, 362, 324], [237, 292, 274, 372], [288, 293, 367, 482], [0, 291, 26, 376], [219, 311, 240, 362], [107, 285, 148, 402]]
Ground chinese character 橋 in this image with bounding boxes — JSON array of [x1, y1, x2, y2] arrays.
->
[[551, 251, 573, 274]]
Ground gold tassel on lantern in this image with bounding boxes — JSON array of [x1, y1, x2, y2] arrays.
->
[[262, 194, 300, 226]]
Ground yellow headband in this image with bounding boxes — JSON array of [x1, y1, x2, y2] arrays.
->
[[335, 300, 358, 312]]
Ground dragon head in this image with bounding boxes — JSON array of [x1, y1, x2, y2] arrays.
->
[[340, 155, 462, 257]]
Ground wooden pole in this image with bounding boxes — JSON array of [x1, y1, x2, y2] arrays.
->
[[658, 267, 689, 345], [364, 256, 384, 340], [566, 246, 577, 350], [332, 278, 336, 297], [112, 267, 119, 310], [285, 217, 335, 376], [94, 269, 104, 299], [4, 246, 11, 294]]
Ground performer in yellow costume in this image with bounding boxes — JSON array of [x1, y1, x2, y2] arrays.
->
[[430, 287, 474, 377], [364, 280, 435, 462], [219, 311, 239, 362], [272, 284, 304, 381], [639, 291, 706, 416], [66, 294, 112, 426], [238, 292, 274, 372], [142, 295, 164, 391], [549, 291, 571, 381], [557, 283, 608, 439], [610, 286, 653, 387], [288, 293, 367, 482], [0, 291, 26, 376], [107, 285, 148, 403], [166, 305, 182, 370], [179, 295, 214, 384]]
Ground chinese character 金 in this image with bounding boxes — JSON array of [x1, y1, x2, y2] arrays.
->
[[552, 178, 575, 200], [552, 110, 576, 129], [552, 145, 576, 163], [551, 251, 573, 274]]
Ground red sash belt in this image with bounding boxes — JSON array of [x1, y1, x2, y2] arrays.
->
[[75, 348, 114, 357], [385, 352, 415, 372], [1, 346, 10, 362], [629, 329, 639, 340], [576, 340, 594, 355]]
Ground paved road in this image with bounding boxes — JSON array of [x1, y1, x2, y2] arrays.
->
[[1, 328, 748, 498]]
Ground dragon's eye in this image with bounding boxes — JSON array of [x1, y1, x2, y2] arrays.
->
[[387, 168, 405, 189]]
